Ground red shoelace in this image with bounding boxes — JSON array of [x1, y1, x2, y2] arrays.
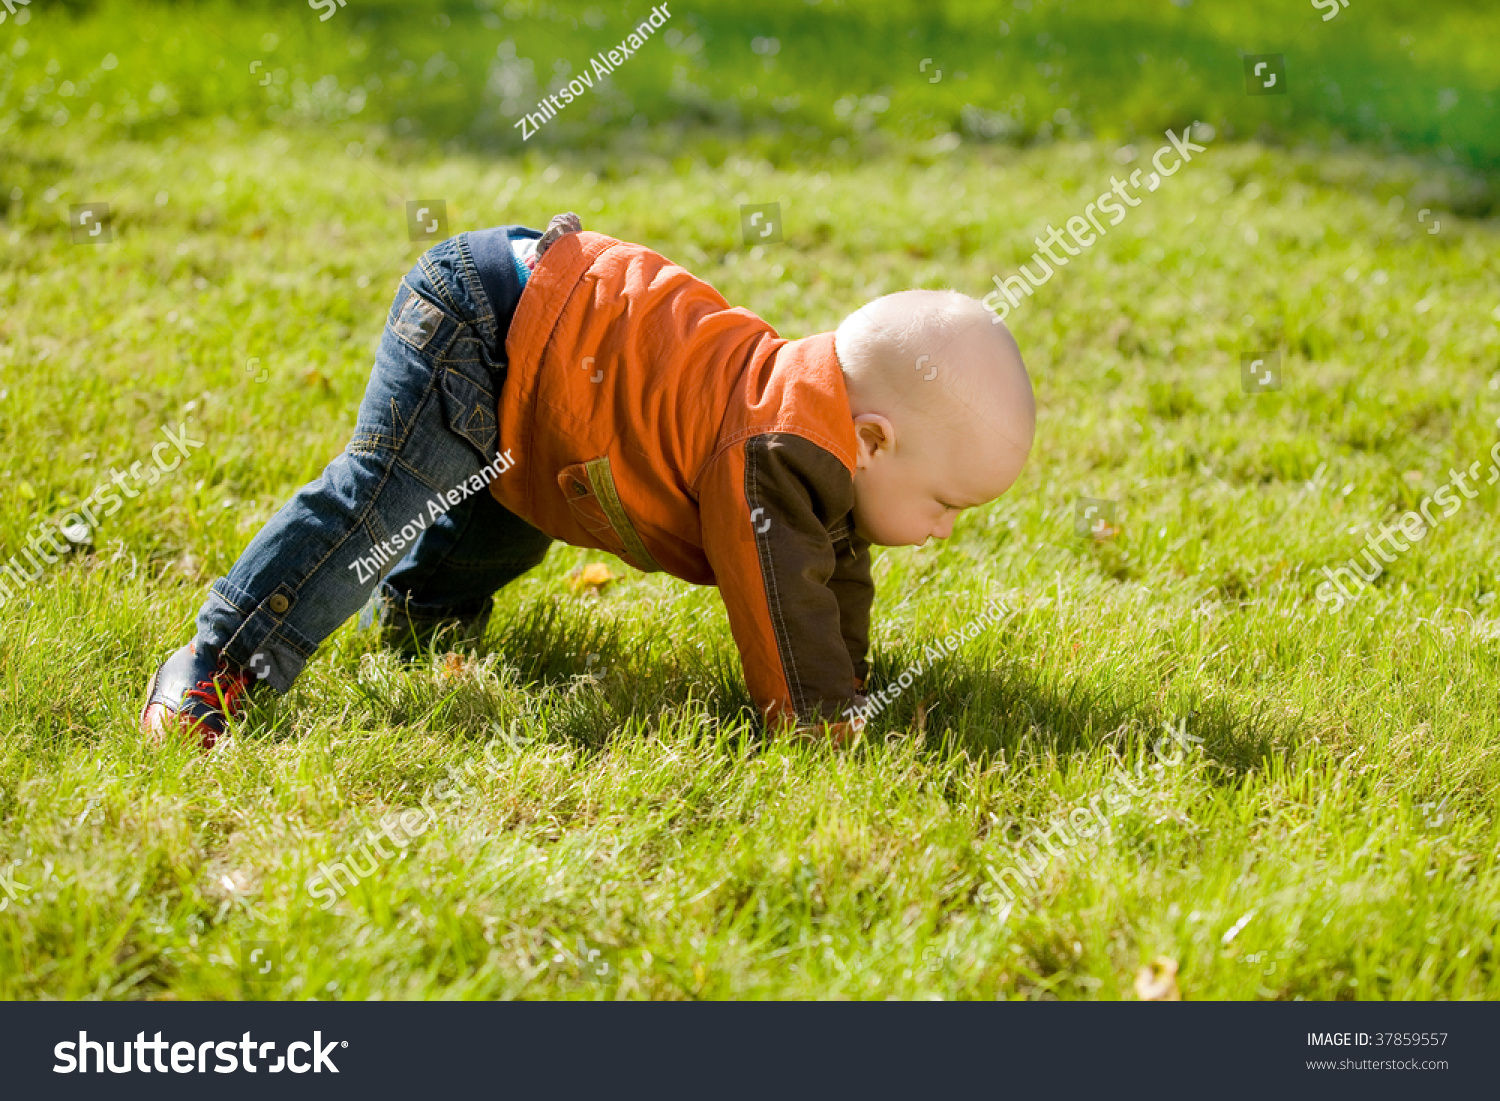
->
[[184, 666, 254, 719]]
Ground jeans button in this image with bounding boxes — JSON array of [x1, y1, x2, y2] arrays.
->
[[268, 594, 290, 614]]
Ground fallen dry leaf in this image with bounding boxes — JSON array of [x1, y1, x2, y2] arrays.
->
[[1134, 956, 1181, 1001], [913, 694, 937, 740], [567, 562, 618, 595]]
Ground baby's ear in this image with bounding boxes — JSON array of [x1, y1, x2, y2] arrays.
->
[[853, 413, 894, 456]]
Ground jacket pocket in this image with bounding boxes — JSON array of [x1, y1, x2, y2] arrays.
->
[[557, 457, 662, 573]]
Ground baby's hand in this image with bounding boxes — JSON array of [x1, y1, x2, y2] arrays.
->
[[787, 716, 864, 749]]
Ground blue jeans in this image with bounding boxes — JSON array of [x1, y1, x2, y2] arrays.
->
[[192, 226, 554, 691]]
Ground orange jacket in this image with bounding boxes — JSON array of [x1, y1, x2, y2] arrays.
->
[[491, 230, 872, 733]]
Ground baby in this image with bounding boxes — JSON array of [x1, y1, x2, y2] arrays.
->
[[141, 214, 1035, 747]]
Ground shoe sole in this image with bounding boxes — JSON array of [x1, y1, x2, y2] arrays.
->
[[139, 666, 166, 743], [139, 665, 220, 750]]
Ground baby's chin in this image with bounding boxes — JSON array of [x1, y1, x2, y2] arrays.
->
[[850, 515, 880, 546], [851, 517, 916, 548]]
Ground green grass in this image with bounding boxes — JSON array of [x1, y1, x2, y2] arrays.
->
[[3, 0, 1499, 179], [1, 1, 1499, 999]]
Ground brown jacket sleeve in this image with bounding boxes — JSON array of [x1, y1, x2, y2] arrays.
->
[[827, 531, 873, 691], [698, 432, 874, 734]]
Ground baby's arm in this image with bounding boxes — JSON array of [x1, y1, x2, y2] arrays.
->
[[699, 432, 870, 742], [827, 537, 873, 692], [822, 535, 873, 738]]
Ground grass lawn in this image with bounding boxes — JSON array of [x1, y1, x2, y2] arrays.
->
[[1, 0, 1498, 999]]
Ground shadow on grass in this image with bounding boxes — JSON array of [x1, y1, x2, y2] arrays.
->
[[863, 642, 1291, 776], [465, 599, 1295, 776]]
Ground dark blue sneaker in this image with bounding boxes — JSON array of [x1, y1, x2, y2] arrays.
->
[[140, 641, 255, 750]]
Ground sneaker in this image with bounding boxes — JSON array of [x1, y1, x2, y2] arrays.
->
[[139, 641, 256, 749]]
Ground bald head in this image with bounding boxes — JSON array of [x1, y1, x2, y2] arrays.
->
[[835, 288, 1035, 469]]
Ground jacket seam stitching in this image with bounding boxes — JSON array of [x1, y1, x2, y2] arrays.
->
[[583, 455, 662, 572], [694, 425, 854, 497], [747, 437, 808, 718], [505, 236, 622, 518]]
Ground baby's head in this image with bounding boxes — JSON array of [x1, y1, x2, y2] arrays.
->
[[834, 289, 1034, 547]]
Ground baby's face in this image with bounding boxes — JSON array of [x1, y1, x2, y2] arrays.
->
[[840, 305, 1034, 547], [850, 416, 1027, 547]]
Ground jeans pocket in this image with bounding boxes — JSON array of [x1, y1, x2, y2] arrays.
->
[[439, 358, 500, 462], [390, 285, 449, 353]]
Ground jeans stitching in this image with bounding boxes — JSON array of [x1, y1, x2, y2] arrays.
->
[[455, 233, 498, 345], [214, 251, 479, 680], [392, 279, 465, 359], [441, 363, 499, 458], [209, 577, 253, 614], [417, 252, 467, 319], [221, 603, 316, 665], [274, 362, 445, 620], [394, 451, 447, 493]]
